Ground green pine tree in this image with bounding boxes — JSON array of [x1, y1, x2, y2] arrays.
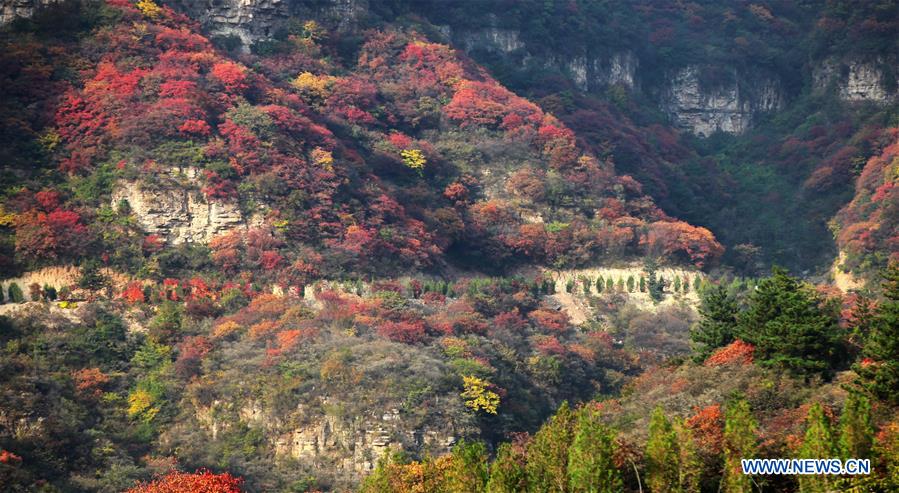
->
[[639, 276, 646, 293], [856, 264, 899, 404], [567, 408, 622, 493], [836, 392, 874, 491], [8, 282, 24, 303], [693, 275, 702, 292], [626, 275, 635, 293], [675, 419, 701, 493], [616, 278, 624, 292], [690, 284, 738, 362], [527, 402, 575, 493], [581, 276, 592, 295], [736, 267, 845, 377], [606, 278, 614, 292], [722, 399, 756, 493], [682, 276, 690, 293], [674, 276, 682, 293], [78, 260, 110, 299], [596, 276, 604, 293], [487, 443, 527, 493], [646, 259, 664, 302], [645, 406, 680, 493], [798, 403, 837, 493]]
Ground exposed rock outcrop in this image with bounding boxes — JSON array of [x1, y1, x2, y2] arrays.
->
[[111, 169, 254, 245], [196, 397, 464, 478], [164, 0, 368, 48], [0, 0, 64, 24], [814, 58, 897, 103], [661, 66, 783, 137]]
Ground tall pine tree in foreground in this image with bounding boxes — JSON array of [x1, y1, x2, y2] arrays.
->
[[645, 407, 680, 493], [446, 439, 489, 493], [722, 399, 756, 493], [797, 403, 837, 493], [736, 267, 845, 377], [487, 442, 527, 493], [526, 402, 574, 493], [856, 263, 899, 404], [567, 408, 622, 493], [691, 284, 739, 361]]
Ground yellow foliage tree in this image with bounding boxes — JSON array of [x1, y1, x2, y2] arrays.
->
[[291, 72, 332, 101], [135, 0, 163, 19], [401, 149, 426, 175], [127, 388, 160, 422], [311, 147, 334, 171], [461, 375, 500, 414]]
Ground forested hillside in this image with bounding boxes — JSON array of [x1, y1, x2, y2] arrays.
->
[[1, 1, 898, 492]]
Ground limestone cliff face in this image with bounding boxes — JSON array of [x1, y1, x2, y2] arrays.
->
[[163, 0, 368, 48], [814, 57, 897, 103], [111, 168, 253, 244], [194, 397, 466, 478], [0, 0, 63, 24], [660, 66, 783, 137], [451, 24, 638, 93]]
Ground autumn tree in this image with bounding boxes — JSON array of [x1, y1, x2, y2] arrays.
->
[[126, 470, 242, 493], [567, 408, 622, 493], [691, 284, 738, 361], [722, 399, 756, 493]]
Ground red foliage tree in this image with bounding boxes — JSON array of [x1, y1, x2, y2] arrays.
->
[[72, 368, 111, 399], [704, 340, 755, 367], [377, 320, 427, 344], [126, 470, 243, 493], [14, 209, 89, 262]]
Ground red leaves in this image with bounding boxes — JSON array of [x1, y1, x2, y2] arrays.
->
[[126, 470, 243, 493], [210, 61, 248, 94], [377, 320, 427, 343], [179, 118, 211, 136], [643, 220, 724, 268], [528, 308, 570, 333], [0, 449, 22, 465], [704, 340, 755, 367], [121, 282, 147, 303], [686, 404, 724, 454], [14, 209, 89, 262], [72, 368, 111, 399]]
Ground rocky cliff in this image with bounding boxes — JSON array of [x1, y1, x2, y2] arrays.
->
[[660, 66, 783, 137], [164, 0, 368, 47], [0, 0, 63, 24], [814, 57, 897, 103], [111, 168, 255, 245]]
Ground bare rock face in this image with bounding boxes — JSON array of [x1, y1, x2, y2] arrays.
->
[[164, 0, 368, 49], [111, 169, 250, 244], [814, 58, 897, 103], [195, 396, 464, 480], [0, 0, 64, 24], [456, 26, 524, 55], [661, 66, 783, 137]]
